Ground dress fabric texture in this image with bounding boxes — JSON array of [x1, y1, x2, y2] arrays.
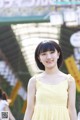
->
[[31, 74, 74, 120], [0, 100, 8, 111]]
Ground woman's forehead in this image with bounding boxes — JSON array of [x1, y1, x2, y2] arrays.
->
[[40, 46, 56, 52]]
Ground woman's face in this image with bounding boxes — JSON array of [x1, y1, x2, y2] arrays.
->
[[39, 49, 60, 69]]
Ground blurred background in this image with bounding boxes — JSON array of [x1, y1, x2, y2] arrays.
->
[[0, 0, 80, 120]]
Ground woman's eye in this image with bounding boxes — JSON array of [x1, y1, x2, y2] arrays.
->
[[41, 53, 46, 55], [50, 51, 55, 54]]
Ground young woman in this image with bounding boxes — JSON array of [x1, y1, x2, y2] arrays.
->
[[24, 40, 77, 120], [0, 88, 16, 120]]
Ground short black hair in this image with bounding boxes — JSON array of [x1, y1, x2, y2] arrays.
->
[[35, 40, 63, 70]]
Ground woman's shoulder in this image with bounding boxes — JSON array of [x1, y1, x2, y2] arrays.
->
[[28, 73, 43, 83], [27, 74, 42, 90], [28, 74, 40, 87], [66, 74, 75, 82], [59, 72, 75, 82], [2, 100, 9, 105], [62, 73, 75, 87], [66, 74, 76, 89], [0, 100, 9, 107], [31, 73, 43, 79], [57, 71, 69, 78], [59, 72, 73, 78]]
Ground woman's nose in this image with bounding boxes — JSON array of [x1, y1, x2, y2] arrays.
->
[[46, 54, 51, 59]]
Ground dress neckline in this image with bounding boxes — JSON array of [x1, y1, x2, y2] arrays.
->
[[37, 77, 68, 86]]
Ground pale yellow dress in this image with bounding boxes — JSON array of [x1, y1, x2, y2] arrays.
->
[[32, 74, 74, 120]]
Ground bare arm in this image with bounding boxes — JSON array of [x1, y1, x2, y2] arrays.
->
[[23, 76, 36, 120], [68, 76, 77, 120]]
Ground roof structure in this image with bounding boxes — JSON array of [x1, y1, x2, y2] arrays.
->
[[0, 25, 31, 88]]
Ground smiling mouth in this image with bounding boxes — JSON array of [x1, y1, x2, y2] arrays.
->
[[46, 60, 53, 63]]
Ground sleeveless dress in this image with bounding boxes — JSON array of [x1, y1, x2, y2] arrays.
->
[[31, 74, 74, 120]]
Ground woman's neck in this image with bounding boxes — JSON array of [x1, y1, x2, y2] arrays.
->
[[45, 67, 60, 75]]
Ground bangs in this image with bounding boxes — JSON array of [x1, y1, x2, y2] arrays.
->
[[39, 42, 55, 54]]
